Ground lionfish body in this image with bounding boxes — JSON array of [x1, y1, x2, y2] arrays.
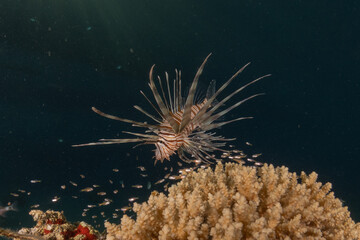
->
[[73, 54, 269, 164]]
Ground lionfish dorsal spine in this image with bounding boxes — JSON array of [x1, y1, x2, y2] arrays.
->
[[148, 65, 179, 132], [191, 62, 250, 126], [179, 53, 212, 133]]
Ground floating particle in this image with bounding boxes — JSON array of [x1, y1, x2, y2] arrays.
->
[[120, 180, 125, 188], [87, 205, 96, 208], [155, 179, 165, 185], [80, 187, 93, 192], [252, 153, 262, 158], [116, 65, 122, 70], [113, 190, 118, 194], [27, 192, 31, 196], [18, 189, 26, 193], [82, 212, 87, 217], [58, 138, 63, 143], [69, 181, 78, 187], [131, 185, 143, 189], [245, 142, 252, 146], [86, 26, 92, 31], [109, 180, 113, 184], [61, 185, 66, 190], [129, 48, 134, 53], [140, 174, 148, 177], [93, 184, 100, 188], [128, 197, 138, 202], [30, 18, 36, 22], [30, 180, 41, 183], [147, 181, 151, 190], [137, 166, 146, 171], [170, 167, 173, 172], [30, 204, 40, 208], [10, 193, 19, 197], [100, 212, 105, 217], [80, 174, 85, 179], [52, 196, 60, 202], [112, 168, 119, 172], [164, 167, 168, 171], [72, 196, 78, 199], [97, 192, 106, 196]]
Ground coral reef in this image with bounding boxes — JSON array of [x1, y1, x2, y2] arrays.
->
[[17, 210, 100, 240], [105, 162, 360, 240]]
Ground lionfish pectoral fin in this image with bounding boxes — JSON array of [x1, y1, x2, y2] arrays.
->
[[202, 117, 253, 131], [203, 93, 265, 125], [72, 138, 145, 147], [179, 53, 212, 132], [92, 106, 162, 129]]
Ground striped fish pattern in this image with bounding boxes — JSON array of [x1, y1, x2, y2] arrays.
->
[[73, 54, 270, 164]]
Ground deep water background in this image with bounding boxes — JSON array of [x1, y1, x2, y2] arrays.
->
[[0, 0, 359, 231]]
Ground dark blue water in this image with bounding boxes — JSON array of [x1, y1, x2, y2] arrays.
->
[[0, 0, 359, 230]]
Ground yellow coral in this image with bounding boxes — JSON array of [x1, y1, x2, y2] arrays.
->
[[106, 162, 360, 240]]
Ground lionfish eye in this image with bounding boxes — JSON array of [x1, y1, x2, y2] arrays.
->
[[73, 53, 270, 165]]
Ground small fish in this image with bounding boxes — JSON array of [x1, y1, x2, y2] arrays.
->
[[252, 153, 262, 158], [97, 192, 106, 196], [109, 180, 113, 184], [147, 181, 151, 190], [92, 215, 97, 219], [80, 174, 85, 179], [128, 197, 139, 202], [245, 142, 252, 146], [80, 187, 93, 192], [0, 203, 17, 217], [52, 196, 60, 202], [98, 201, 111, 206], [93, 184, 100, 188], [10, 193, 19, 197], [112, 169, 119, 172], [30, 204, 40, 208], [27, 192, 31, 196], [61, 185, 66, 190], [137, 166, 146, 171], [72, 196, 78, 199], [121, 206, 132, 213], [113, 190, 119, 194], [140, 174, 148, 177], [69, 181, 78, 187], [17, 189, 26, 193], [87, 205, 96, 208], [30, 179, 41, 183], [131, 185, 143, 189], [155, 179, 165, 185]]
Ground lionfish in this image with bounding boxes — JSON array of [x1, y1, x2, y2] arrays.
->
[[73, 54, 270, 164]]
